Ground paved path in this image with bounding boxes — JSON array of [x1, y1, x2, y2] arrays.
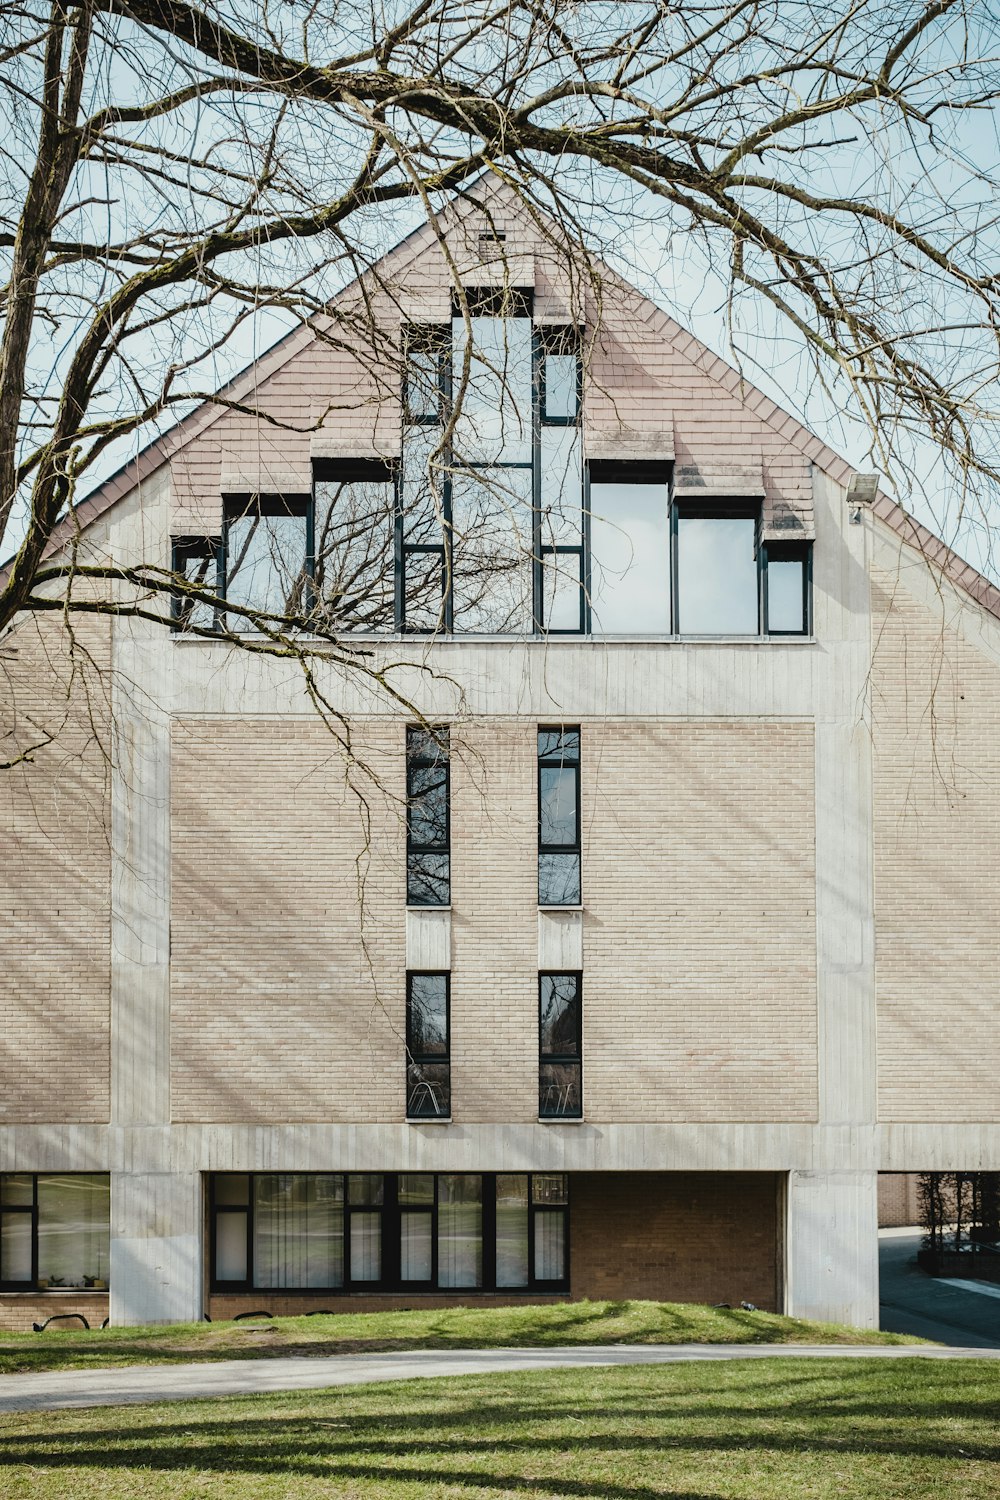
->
[[2, 1341, 999, 1415], [879, 1228, 1000, 1347]]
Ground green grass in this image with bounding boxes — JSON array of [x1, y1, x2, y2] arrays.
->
[[0, 1299, 926, 1374], [0, 1358, 996, 1498]]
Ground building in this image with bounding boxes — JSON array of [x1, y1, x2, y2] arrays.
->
[[2, 183, 998, 1332]]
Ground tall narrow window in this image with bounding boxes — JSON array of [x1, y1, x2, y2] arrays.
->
[[404, 325, 449, 424], [406, 726, 450, 905], [539, 973, 582, 1119], [347, 1175, 384, 1284], [311, 459, 395, 631], [763, 541, 811, 635], [398, 1174, 435, 1282], [673, 502, 759, 635], [171, 537, 221, 632], [223, 494, 310, 629], [438, 1174, 483, 1288], [212, 1174, 250, 1285], [538, 726, 580, 906], [588, 463, 671, 634], [406, 972, 450, 1119], [531, 1173, 569, 1283], [539, 327, 581, 425]]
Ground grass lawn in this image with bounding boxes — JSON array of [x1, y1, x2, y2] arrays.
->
[[0, 1358, 996, 1498], [0, 1299, 926, 1375]]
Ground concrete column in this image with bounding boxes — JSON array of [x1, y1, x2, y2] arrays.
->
[[785, 1169, 879, 1328], [110, 1171, 203, 1325]]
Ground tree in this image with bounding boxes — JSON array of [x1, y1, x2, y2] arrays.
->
[[2, 0, 1000, 668]]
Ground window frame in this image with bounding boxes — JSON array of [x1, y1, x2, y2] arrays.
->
[[403, 325, 451, 426], [538, 972, 583, 1120], [761, 539, 812, 636], [669, 496, 762, 637], [221, 491, 313, 628], [406, 970, 451, 1121], [537, 725, 581, 908], [537, 325, 582, 428], [170, 536, 222, 633], [208, 1172, 569, 1294], [0, 1173, 111, 1292], [406, 724, 451, 907]]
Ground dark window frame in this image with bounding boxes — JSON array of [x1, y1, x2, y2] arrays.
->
[[0, 1173, 110, 1292], [170, 536, 222, 633], [403, 325, 451, 427], [208, 1171, 569, 1294], [310, 457, 396, 632], [406, 724, 451, 907], [538, 972, 583, 1120], [221, 491, 313, 627], [537, 325, 582, 427], [537, 725, 581, 907], [761, 539, 812, 636], [670, 496, 762, 637], [406, 970, 451, 1120]]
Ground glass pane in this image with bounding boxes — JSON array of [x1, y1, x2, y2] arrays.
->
[[36, 1175, 110, 1289], [540, 765, 577, 846], [407, 349, 442, 421], [540, 974, 580, 1055], [767, 556, 806, 632], [453, 316, 532, 463], [215, 1212, 248, 1281], [350, 1212, 381, 1281], [312, 480, 394, 631], [1, 1175, 33, 1207], [399, 1175, 435, 1206], [214, 1175, 249, 1207], [544, 354, 579, 420], [676, 513, 758, 634], [539, 1061, 582, 1118], [407, 726, 449, 762], [225, 506, 308, 628], [589, 482, 670, 633], [253, 1175, 344, 1289], [175, 544, 218, 632], [402, 548, 446, 633], [406, 1060, 451, 1119], [438, 1175, 482, 1287], [538, 852, 580, 906], [407, 851, 450, 906], [495, 1176, 529, 1289], [0, 1213, 32, 1282], [539, 428, 583, 544], [408, 764, 448, 848], [541, 552, 583, 633], [534, 1211, 566, 1281], [538, 729, 579, 759], [408, 974, 448, 1056], [400, 1213, 433, 1281], [532, 1174, 569, 1206], [451, 468, 533, 633], [401, 426, 446, 541], [348, 1175, 384, 1206]]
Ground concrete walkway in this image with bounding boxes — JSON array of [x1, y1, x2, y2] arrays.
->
[[879, 1228, 1000, 1347], [2, 1341, 1000, 1415]]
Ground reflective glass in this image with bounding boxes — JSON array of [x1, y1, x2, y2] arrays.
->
[[450, 468, 533, 633], [539, 429, 583, 544], [767, 556, 807, 632], [408, 763, 448, 847], [348, 1175, 384, 1206], [540, 974, 580, 1054], [253, 1174, 343, 1289], [538, 729, 579, 759], [539, 1061, 582, 1118], [452, 316, 532, 463], [312, 479, 394, 631], [538, 852, 581, 906], [400, 426, 447, 541], [0, 1175, 33, 1207], [174, 542, 218, 632], [406, 349, 442, 421], [398, 1175, 435, 1206], [214, 1175, 249, 1207], [408, 974, 448, 1055], [406, 851, 450, 906], [400, 1213, 433, 1280], [215, 1212, 248, 1281], [0, 1213, 32, 1282], [406, 1060, 451, 1119], [589, 482, 670, 633], [676, 513, 758, 634], [225, 504, 308, 628], [495, 1175, 529, 1288], [438, 1175, 482, 1287], [350, 1212, 381, 1280], [540, 766, 577, 845], [402, 547, 446, 632], [544, 353, 579, 420], [407, 726, 449, 762], [36, 1176, 110, 1290], [534, 1211, 566, 1281], [541, 551, 584, 632], [532, 1174, 569, 1206]]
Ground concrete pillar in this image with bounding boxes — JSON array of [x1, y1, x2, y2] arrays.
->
[[110, 1171, 203, 1326], [785, 1169, 879, 1328]]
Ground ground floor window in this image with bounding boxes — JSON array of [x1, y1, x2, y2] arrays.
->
[[0, 1174, 110, 1290], [209, 1172, 569, 1293]]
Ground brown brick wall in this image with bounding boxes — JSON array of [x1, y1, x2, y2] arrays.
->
[[571, 1172, 781, 1310], [0, 1292, 109, 1334], [872, 567, 1000, 1121], [878, 1173, 921, 1228], [583, 721, 817, 1122], [0, 613, 112, 1122]]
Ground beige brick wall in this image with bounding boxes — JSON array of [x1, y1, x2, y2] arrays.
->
[[0, 1292, 109, 1334], [878, 1172, 921, 1227], [170, 717, 405, 1122], [873, 566, 1000, 1122], [0, 614, 111, 1123], [583, 721, 818, 1122]]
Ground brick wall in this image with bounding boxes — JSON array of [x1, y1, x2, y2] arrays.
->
[[0, 613, 112, 1122], [878, 1173, 921, 1227], [872, 565, 1000, 1122], [0, 1292, 109, 1334]]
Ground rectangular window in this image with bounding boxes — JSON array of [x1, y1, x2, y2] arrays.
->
[[0, 1174, 110, 1291], [209, 1172, 568, 1292], [538, 726, 581, 906], [171, 537, 221, 633], [312, 459, 395, 631], [673, 502, 759, 635], [539, 973, 582, 1119], [588, 463, 671, 634], [405, 326, 450, 424], [406, 726, 450, 905], [406, 972, 450, 1119], [538, 327, 581, 425], [763, 541, 811, 635], [223, 494, 310, 629]]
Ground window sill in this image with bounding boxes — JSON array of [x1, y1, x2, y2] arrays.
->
[[538, 904, 584, 913], [406, 1116, 453, 1126], [538, 1115, 585, 1125], [406, 904, 452, 913]]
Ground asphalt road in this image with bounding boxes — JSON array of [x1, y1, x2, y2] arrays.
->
[[879, 1228, 1000, 1347]]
